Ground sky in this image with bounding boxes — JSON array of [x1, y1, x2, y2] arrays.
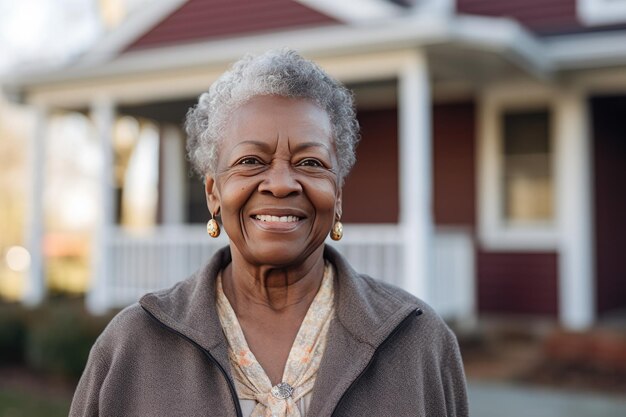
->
[[0, 0, 102, 74], [0, 0, 153, 75]]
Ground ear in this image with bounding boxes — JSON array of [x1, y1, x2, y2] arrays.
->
[[334, 188, 343, 220], [204, 174, 221, 216]]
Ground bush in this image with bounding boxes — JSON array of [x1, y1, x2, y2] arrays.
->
[[25, 299, 114, 378], [0, 299, 115, 379], [0, 303, 28, 365]]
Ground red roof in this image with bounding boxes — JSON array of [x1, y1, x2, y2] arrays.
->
[[457, 0, 581, 34], [125, 0, 339, 52]]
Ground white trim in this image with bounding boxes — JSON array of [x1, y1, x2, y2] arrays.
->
[[415, 0, 455, 16], [24, 50, 414, 108], [160, 124, 186, 225], [578, 0, 626, 25], [432, 227, 477, 330], [87, 97, 117, 315], [293, 0, 403, 23], [477, 84, 560, 251], [19, 15, 449, 84], [398, 49, 433, 301], [22, 105, 47, 306], [80, 0, 188, 65], [555, 89, 595, 330], [546, 30, 626, 69]]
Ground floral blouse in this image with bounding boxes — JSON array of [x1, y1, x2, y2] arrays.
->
[[216, 261, 335, 417]]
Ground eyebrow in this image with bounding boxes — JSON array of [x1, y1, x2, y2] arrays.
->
[[290, 141, 332, 154], [232, 140, 274, 152], [233, 140, 332, 154]]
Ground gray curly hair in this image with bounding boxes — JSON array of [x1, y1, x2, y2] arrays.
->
[[185, 49, 359, 183]]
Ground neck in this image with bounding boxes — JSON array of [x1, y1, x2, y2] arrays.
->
[[222, 245, 326, 316]]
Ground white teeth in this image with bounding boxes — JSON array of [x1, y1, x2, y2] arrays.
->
[[254, 215, 300, 223]]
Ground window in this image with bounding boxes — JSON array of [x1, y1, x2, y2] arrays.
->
[[501, 110, 554, 225], [578, 0, 626, 25], [479, 94, 559, 251]]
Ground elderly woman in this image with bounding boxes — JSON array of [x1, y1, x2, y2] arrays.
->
[[70, 50, 468, 417]]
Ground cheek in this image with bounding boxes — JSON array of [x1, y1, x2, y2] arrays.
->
[[304, 179, 339, 216], [216, 176, 257, 220]]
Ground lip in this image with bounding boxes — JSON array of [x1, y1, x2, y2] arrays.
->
[[248, 207, 308, 233], [250, 216, 305, 233], [249, 207, 308, 218]]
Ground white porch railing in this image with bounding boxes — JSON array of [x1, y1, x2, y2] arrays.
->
[[95, 225, 475, 324]]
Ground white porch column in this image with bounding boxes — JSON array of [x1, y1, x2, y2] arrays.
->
[[87, 98, 116, 315], [22, 105, 48, 306], [555, 89, 595, 329], [398, 49, 433, 300], [160, 124, 186, 225]]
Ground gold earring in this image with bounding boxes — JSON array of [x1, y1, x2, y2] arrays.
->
[[330, 220, 343, 241], [207, 212, 220, 238]]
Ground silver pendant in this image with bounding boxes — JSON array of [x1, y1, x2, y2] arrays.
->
[[271, 382, 294, 400]]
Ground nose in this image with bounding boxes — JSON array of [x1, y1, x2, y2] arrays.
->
[[258, 160, 303, 197]]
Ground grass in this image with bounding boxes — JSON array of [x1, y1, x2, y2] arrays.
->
[[0, 387, 70, 417]]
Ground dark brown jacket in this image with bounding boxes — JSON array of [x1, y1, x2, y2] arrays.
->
[[70, 245, 468, 416]]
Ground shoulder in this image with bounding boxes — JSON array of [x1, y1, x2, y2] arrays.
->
[[102, 303, 153, 337], [326, 244, 455, 345], [89, 303, 158, 364], [332, 275, 469, 416], [359, 273, 456, 341], [356, 276, 464, 387]]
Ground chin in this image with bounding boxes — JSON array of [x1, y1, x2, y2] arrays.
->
[[237, 240, 324, 268]]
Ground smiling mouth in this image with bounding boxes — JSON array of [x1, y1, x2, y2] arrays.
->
[[253, 214, 301, 223]]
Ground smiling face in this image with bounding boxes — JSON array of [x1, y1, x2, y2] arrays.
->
[[205, 95, 342, 267]]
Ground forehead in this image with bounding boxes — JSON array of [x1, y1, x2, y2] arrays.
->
[[223, 95, 333, 147]]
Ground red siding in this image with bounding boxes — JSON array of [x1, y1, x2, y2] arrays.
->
[[343, 102, 476, 225], [457, 0, 582, 34], [126, 0, 338, 52], [591, 96, 626, 314], [433, 101, 476, 226], [477, 251, 559, 316], [342, 108, 398, 223]]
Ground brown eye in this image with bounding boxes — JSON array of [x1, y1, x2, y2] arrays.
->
[[298, 158, 323, 167], [238, 157, 261, 165]]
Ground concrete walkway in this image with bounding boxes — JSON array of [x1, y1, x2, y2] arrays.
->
[[468, 381, 626, 417]]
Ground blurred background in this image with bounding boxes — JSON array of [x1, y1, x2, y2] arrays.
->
[[0, 0, 625, 416]]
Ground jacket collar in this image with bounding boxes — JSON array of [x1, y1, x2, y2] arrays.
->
[[140, 245, 418, 351], [140, 245, 420, 416], [323, 245, 419, 346]]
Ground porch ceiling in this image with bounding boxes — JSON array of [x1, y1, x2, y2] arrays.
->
[[118, 98, 196, 125], [430, 45, 532, 84], [118, 79, 398, 126], [428, 44, 537, 98]]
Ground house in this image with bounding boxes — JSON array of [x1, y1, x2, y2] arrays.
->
[[6, 0, 626, 330]]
